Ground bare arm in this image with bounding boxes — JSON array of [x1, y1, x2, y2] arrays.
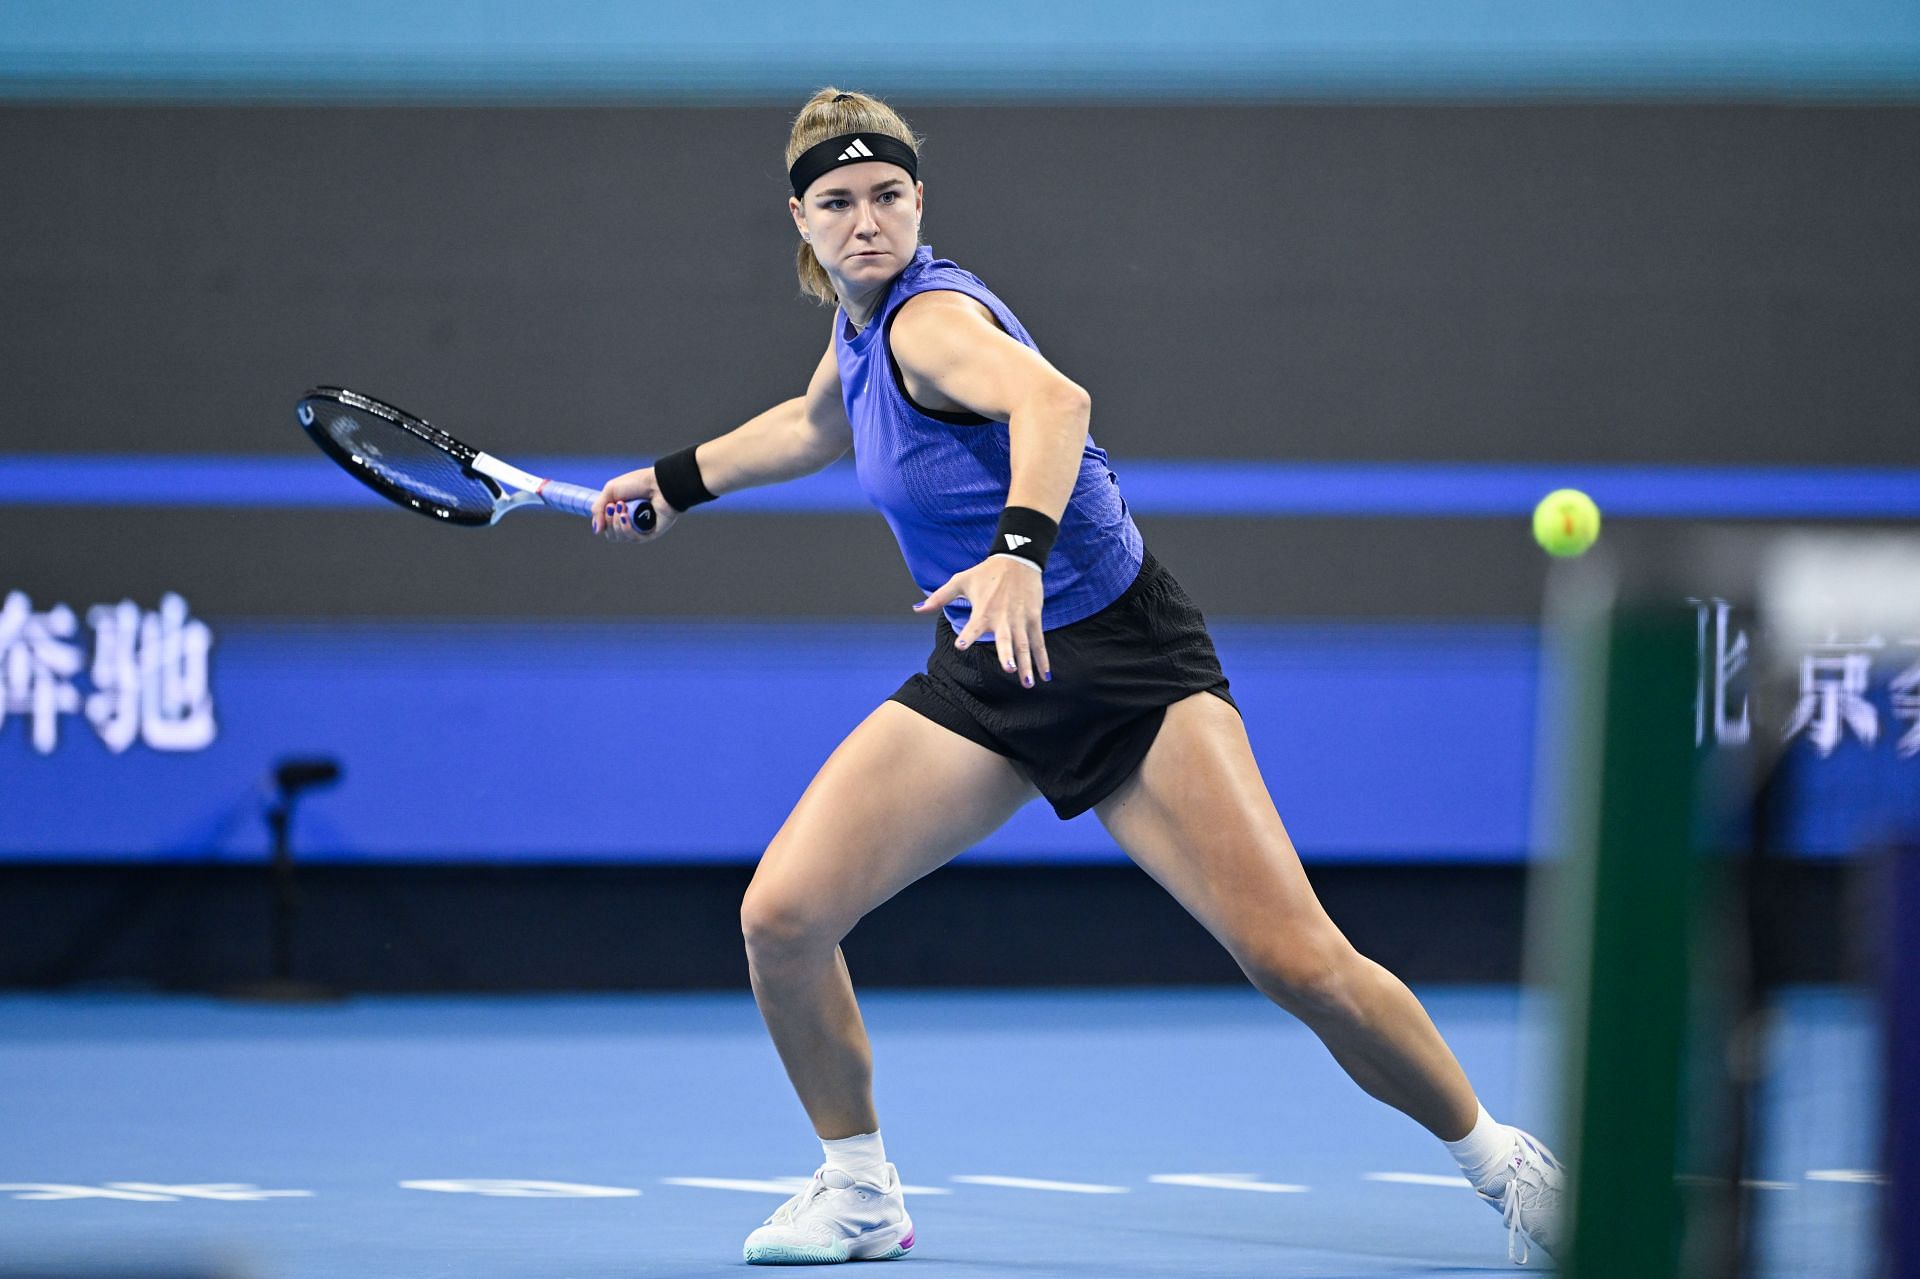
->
[[888, 291, 1090, 522], [695, 345, 852, 495], [591, 344, 849, 538], [893, 289, 1093, 688]]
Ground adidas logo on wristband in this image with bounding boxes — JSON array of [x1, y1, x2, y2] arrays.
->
[[992, 506, 1057, 572]]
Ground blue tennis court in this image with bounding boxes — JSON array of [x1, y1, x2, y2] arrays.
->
[[1, 986, 1878, 1278]]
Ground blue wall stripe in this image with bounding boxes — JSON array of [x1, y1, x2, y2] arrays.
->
[[2, 618, 1906, 863], [0, 620, 1547, 863], [4, 455, 1918, 520]]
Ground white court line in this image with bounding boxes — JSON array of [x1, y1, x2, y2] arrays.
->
[[951, 1175, 1129, 1194], [108, 1182, 316, 1201], [1806, 1169, 1884, 1185], [1150, 1173, 1310, 1194], [661, 1177, 806, 1195], [661, 1176, 951, 1196], [1363, 1172, 1471, 1187], [401, 1179, 635, 1198], [1743, 1180, 1794, 1191]]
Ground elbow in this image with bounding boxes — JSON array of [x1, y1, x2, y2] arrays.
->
[[1009, 380, 1092, 440], [1046, 381, 1092, 424]]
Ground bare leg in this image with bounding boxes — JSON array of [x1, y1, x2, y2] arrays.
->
[[1095, 692, 1479, 1139], [741, 701, 1035, 1139]]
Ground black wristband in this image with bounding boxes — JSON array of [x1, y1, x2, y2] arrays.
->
[[990, 506, 1059, 572], [652, 445, 718, 512]]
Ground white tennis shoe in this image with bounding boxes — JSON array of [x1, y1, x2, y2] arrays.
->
[[1477, 1128, 1566, 1265], [742, 1163, 915, 1265]]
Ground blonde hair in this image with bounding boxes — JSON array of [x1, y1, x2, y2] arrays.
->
[[786, 87, 923, 307]]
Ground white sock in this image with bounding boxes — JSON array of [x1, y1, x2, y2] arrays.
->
[[1443, 1104, 1515, 1188], [821, 1129, 888, 1185]]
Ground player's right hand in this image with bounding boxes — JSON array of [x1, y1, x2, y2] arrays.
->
[[591, 467, 680, 544]]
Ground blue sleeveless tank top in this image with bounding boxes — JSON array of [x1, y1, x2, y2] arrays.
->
[[834, 245, 1144, 633]]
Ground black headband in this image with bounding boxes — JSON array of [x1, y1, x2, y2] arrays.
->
[[788, 132, 919, 200]]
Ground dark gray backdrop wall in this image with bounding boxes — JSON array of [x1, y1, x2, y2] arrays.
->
[[2, 101, 1917, 628], [3, 104, 1920, 462], [4, 102, 1915, 467]]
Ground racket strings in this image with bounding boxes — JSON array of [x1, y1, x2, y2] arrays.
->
[[311, 402, 498, 520]]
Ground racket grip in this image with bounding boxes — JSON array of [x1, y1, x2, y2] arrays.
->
[[540, 479, 657, 532]]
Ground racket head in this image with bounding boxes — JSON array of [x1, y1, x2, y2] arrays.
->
[[296, 386, 501, 526]]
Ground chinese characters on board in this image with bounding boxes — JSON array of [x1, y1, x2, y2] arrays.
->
[[0, 592, 216, 755], [1692, 596, 1920, 759]]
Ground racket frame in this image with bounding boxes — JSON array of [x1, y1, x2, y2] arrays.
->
[[297, 386, 628, 527]]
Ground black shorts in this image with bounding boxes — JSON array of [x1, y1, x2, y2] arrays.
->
[[889, 547, 1237, 820]]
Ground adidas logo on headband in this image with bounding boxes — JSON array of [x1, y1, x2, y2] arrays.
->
[[790, 132, 918, 198]]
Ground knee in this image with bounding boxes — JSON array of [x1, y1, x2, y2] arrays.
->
[[1240, 929, 1368, 1024], [739, 885, 839, 971]]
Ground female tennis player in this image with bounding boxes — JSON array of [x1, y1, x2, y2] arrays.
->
[[590, 88, 1564, 1267]]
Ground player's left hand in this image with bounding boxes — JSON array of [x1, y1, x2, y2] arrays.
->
[[915, 558, 1051, 688]]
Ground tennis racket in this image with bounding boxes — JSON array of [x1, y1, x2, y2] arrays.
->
[[295, 386, 656, 532]]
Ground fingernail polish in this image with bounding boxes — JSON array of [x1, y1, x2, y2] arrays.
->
[[1043, 672, 1052, 682], [1023, 675, 1033, 688]]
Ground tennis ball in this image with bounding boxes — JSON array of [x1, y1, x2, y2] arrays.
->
[[1532, 489, 1601, 557]]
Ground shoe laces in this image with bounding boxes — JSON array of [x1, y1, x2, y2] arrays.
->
[[1496, 1141, 1560, 1265], [763, 1170, 828, 1227], [762, 1166, 867, 1228]]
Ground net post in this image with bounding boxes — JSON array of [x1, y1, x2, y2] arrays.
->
[[1550, 585, 1712, 1279]]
